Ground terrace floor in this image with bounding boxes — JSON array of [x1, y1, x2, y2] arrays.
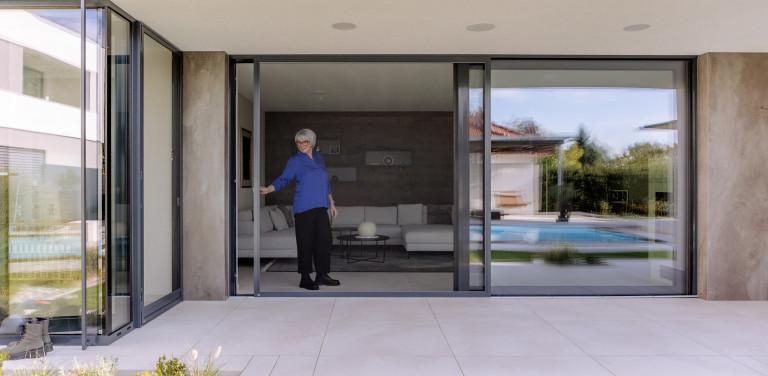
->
[[4, 297, 768, 375]]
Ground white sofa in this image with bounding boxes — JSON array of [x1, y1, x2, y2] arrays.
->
[[237, 203, 453, 259]]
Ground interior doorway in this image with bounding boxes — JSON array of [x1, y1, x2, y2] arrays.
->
[[233, 62, 459, 294]]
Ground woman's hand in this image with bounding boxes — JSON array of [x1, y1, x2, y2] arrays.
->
[[329, 203, 338, 219], [259, 185, 275, 195]]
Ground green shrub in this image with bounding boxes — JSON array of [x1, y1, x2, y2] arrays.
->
[[598, 200, 612, 215], [540, 245, 602, 265], [155, 355, 186, 376], [584, 253, 603, 264], [0, 350, 9, 376], [540, 245, 579, 264]]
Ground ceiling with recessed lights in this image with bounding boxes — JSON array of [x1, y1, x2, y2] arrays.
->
[[113, 0, 768, 55], [113, 0, 768, 111]]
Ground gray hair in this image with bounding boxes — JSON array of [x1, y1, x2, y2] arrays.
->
[[295, 129, 317, 149]]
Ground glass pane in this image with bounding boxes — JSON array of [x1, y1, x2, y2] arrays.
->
[[0, 8, 104, 335], [142, 35, 174, 306], [490, 62, 687, 295], [256, 62, 455, 293], [107, 11, 131, 331], [468, 66, 485, 290]]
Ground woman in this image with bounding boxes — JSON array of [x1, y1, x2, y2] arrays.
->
[[259, 129, 340, 290]]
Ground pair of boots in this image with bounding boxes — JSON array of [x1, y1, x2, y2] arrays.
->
[[4, 318, 53, 360], [299, 273, 340, 290]]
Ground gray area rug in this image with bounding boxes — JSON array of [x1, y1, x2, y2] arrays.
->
[[266, 246, 453, 273]]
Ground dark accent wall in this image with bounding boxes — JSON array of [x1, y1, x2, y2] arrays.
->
[[264, 112, 453, 207]]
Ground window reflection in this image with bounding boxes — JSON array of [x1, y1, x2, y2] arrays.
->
[[0, 9, 104, 335], [489, 65, 686, 295]]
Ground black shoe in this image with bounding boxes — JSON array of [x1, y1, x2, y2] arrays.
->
[[299, 276, 319, 290], [315, 273, 340, 286]]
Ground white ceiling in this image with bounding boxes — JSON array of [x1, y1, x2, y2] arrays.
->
[[115, 0, 768, 111], [115, 0, 768, 55]]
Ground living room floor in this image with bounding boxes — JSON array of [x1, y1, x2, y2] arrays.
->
[[236, 263, 453, 294]]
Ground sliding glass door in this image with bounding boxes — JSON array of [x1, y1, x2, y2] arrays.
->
[[233, 59, 492, 295], [489, 60, 692, 295]]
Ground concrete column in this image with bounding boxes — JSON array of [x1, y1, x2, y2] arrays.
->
[[182, 52, 229, 300], [697, 53, 768, 300]]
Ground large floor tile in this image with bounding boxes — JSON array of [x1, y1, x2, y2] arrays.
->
[[710, 301, 768, 320], [193, 319, 326, 356], [520, 298, 644, 320], [549, 320, 718, 356], [428, 297, 541, 322], [730, 356, 768, 376], [657, 319, 768, 355], [315, 356, 462, 376], [595, 355, 764, 376], [440, 320, 585, 356], [225, 297, 336, 322], [269, 356, 318, 376], [457, 356, 614, 376], [214, 355, 254, 372], [150, 299, 245, 322], [96, 318, 218, 356], [613, 297, 749, 320], [330, 298, 435, 324], [321, 320, 452, 357], [239, 356, 279, 376]]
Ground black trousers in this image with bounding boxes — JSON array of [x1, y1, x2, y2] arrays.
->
[[293, 207, 332, 275]]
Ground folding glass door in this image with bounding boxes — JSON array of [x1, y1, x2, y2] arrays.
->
[[137, 28, 181, 321]]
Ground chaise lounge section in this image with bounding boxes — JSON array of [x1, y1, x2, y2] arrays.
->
[[237, 203, 454, 259]]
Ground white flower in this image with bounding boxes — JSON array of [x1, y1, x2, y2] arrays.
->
[[214, 346, 221, 360], [191, 349, 198, 361]]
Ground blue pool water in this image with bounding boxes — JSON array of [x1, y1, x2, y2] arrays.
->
[[474, 224, 643, 243], [8, 236, 81, 260]]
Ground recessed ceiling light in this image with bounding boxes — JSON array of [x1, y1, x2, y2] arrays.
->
[[623, 23, 650, 32], [466, 23, 495, 32], [332, 22, 356, 30]]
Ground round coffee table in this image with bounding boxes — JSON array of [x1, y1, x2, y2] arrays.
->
[[336, 234, 390, 263]]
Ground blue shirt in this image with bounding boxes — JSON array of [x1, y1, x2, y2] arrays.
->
[[271, 151, 332, 214]]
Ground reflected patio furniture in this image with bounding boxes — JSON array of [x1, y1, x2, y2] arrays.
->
[[493, 190, 529, 208]]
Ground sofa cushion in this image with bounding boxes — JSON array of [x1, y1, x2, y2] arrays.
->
[[427, 204, 453, 225], [261, 227, 297, 250], [277, 204, 294, 227], [365, 206, 397, 225], [238, 219, 254, 235], [237, 209, 253, 221], [402, 224, 454, 244], [269, 208, 289, 231], [237, 234, 254, 255], [237, 235, 253, 253], [397, 203, 423, 225], [372, 224, 402, 240], [334, 206, 365, 226], [259, 207, 273, 233]]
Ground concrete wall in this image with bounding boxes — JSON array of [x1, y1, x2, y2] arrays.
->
[[263, 111, 453, 207], [181, 52, 229, 300], [697, 53, 768, 300]]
